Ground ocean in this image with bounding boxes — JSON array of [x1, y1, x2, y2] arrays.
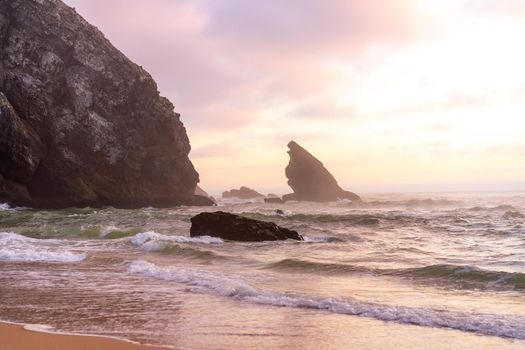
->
[[1, 192, 524, 349]]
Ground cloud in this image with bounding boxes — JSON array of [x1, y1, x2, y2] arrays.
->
[[466, 0, 525, 18], [200, 0, 417, 53], [264, 132, 331, 145], [190, 141, 238, 159], [371, 93, 487, 118], [64, 0, 423, 134], [424, 123, 453, 132], [287, 101, 355, 120]]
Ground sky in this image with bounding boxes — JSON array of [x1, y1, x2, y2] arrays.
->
[[64, 0, 525, 194]]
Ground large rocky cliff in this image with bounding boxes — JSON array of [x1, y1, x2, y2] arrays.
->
[[0, 0, 210, 208]]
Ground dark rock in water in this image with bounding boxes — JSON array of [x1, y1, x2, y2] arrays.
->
[[284, 141, 360, 202], [222, 186, 264, 199], [192, 195, 217, 206], [264, 197, 284, 204], [0, 0, 212, 208], [190, 211, 303, 242], [275, 209, 286, 215]]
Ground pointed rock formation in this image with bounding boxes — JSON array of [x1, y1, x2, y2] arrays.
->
[[0, 0, 212, 208], [283, 141, 360, 202], [222, 186, 264, 199]]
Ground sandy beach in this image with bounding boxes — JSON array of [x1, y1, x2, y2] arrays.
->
[[0, 323, 170, 350]]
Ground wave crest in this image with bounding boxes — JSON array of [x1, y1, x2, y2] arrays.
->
[[0, 232, 85, 263], [267, 259, 525, 291], [128, 260, 525, 339]]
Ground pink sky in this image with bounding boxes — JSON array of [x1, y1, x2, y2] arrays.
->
[[64, 0, 525, 194]]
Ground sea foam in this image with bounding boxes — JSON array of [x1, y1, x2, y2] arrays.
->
[[129, 259, 525, 340], [130, 231, 223, 247], [0, 232, 85, 263]]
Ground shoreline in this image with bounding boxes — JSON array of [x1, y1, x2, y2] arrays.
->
[[0, 322, 172, 350]]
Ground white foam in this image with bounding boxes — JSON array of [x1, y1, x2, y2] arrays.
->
[[129, 260, 256, 297], [0, 203, 10, 210], [130, 231, 223, 247], [99, 225, 121, 237], [302, 235, 331, 243], [0, 203, 28, 211], [23, 324, 55, 332], [0, 232, 85, 263], [138, 240, 166, 252], [129, 259, 525, 340]]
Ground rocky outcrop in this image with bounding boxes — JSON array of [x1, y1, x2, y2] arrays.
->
[[195, 185, 209, 198], [195, 185, 216, 205], [0, 0, 212, 208], [190, 211, 303, 241], [222, 186, 264, 199], [284, 141, 360, 202]]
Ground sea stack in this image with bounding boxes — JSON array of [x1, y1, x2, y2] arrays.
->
[[0, 0, 212, 208], [222, 186, 264, 199], [283, 141, 360, 202]]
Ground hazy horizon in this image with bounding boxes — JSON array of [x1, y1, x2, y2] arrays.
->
[[64, 0, 525, 194]]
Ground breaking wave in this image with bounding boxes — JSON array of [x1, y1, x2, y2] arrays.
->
[[129, 260, 525, 339], [0, 232, 85, 263], [267, 259, 525, 290], [130, 231, 223, 246]]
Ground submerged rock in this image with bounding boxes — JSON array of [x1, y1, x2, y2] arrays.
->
[[190, 211, 303, 242], [0, 0, 212, 208], [284, 141, 360, 202], [222, 186, 264, 199]]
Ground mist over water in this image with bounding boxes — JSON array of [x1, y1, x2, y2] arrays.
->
[[1, 192, 524, 349]]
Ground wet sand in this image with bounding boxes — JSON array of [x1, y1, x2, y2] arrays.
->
[[0, 322, 171, 350]]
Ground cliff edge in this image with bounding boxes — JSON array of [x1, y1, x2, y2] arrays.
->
[[0, 0, 211, 208]]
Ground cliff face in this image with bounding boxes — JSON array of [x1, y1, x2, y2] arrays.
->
[[284, 141, 360, 202], [0, 0, 209, 208]]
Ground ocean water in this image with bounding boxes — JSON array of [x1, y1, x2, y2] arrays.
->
[[0, 192, 524, 349]]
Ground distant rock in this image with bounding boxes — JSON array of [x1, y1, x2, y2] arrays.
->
[[195, 185, 209, 197], [194, 185, 216, 205], [190, 211, 303, 242], [267, 193, 279, 198], [264, 197, 284, 204], [0, 0, 213, 208], [222, 186, 264, 199], [284, 141, 360, 202]]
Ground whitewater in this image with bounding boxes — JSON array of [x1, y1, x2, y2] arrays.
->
[[0, 192, 524, 349]]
